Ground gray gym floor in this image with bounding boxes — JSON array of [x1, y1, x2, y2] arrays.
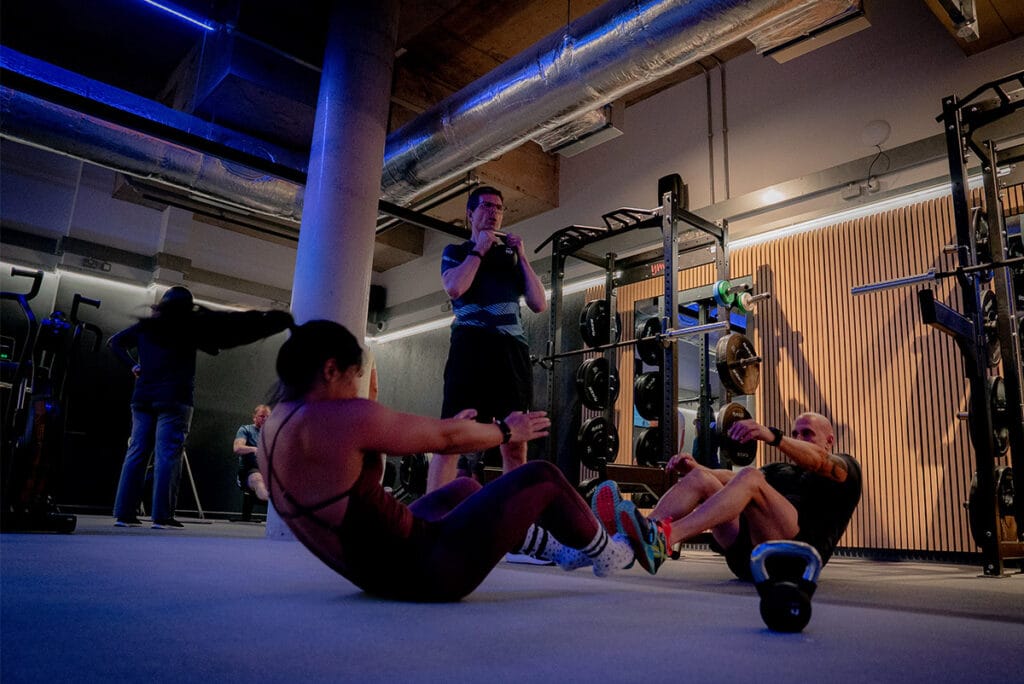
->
[[2, 515, 1022, 683]]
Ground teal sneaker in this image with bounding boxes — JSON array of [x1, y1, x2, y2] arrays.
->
[[616, 500, 668, 575], [591, 480, 624, 537]]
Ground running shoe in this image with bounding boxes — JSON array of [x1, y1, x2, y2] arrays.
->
[[151, 518, 185, 529], [616, 500, 668, 575], [591, 480, 624, 537], [505, 553, 555, 566], [114, 517, 143, 527]]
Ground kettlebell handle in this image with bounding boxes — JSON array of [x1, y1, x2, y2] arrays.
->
[[750, 540, 823, 585]]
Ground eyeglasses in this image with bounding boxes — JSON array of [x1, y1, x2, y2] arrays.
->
[[476, 200, 504, 213]]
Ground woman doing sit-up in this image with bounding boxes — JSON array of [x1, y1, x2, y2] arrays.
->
[[258, 320, 637, 601]]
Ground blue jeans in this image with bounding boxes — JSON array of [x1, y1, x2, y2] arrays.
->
[[113, 401, 193, 522]]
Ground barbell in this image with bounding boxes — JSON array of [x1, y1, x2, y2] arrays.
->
[[539, 319, 731, 365], [579, 327, 761, 419], [851, 254, 1024, 295], [633, 332, 762, 407]]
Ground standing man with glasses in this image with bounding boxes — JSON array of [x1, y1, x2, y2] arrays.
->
[[427, 186, 547, 495]]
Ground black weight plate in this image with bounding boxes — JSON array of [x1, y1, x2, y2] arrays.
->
[[575, 357, 620, 411], [633, 372, 663, 422], [715, 401, 756, 466], [716, 333, 761, 396], [635, 427, 662, 467], [635, 317, 662, 366], [577, 416, 619, 470], [967, 466, 1016, 548], [973, 208, 993, 272], [982, 290, 1000, 368], [989, 375, 1009, 456], [579, 300, 621, 348]]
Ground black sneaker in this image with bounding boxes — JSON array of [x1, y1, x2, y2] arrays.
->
[[114, 517, 143, 527], [151, 519, 185, 529]]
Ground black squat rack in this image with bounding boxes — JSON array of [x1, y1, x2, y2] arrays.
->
[[535, 174, 731, 494]]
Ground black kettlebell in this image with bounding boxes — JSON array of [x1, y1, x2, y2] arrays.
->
[[750, 541, 822, 633]]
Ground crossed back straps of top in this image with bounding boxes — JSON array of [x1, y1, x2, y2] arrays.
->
[[264, 403, 356, 532]]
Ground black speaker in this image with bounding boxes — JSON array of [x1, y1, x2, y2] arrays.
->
[[657, 174, 687, 214]]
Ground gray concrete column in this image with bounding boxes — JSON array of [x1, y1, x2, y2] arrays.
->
[[267, 0, 399, 540]]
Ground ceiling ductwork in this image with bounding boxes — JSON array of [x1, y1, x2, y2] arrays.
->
[[0, 85, 306, 224], [380, 0, 854, 205], [2, 0, 856, 233]]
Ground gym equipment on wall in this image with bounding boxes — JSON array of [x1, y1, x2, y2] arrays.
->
[[852, 69, 1024, 575], [1, 268, 103, 533], [672, 278, 765, 470], [750, 540, 823, 633], [537, 175, 733, 490]]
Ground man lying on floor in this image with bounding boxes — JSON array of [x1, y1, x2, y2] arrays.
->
[[595, 412, 862, 580]]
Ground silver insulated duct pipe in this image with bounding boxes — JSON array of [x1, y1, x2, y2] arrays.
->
[[382, 0, 847, 205], [2, 0, 850, 222]]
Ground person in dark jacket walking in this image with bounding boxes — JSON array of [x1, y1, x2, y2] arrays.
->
[[109, 286, 291, 528]]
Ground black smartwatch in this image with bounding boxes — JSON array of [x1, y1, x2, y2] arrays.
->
[[468, 250, 484, 259], [768, 427, 784, 447], [495, 418, 512, 444]]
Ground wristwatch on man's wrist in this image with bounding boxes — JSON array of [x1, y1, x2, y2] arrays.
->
[[768, 427, 784, 447], [495, 418, 512, 444]]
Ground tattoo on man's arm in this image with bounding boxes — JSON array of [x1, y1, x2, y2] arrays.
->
[[823, 454, 848, 481]]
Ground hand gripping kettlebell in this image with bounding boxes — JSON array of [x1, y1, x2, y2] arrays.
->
[[750, 540, 823, 633]]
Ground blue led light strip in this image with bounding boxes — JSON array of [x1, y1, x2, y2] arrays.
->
[[138, 0, 217, 31]]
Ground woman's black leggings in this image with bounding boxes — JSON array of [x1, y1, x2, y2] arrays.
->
[[407, 460, 599, 601]]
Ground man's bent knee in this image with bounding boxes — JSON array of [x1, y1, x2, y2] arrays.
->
[[728, 466, 767, 492]]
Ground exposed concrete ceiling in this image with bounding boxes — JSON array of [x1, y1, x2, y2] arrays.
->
[[2, 1, 1021, 272]]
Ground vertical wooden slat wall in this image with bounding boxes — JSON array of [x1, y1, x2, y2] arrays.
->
[[577, 188, 1020, 553]]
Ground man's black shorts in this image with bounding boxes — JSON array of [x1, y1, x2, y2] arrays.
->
[[441, 326, 532, 422]]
